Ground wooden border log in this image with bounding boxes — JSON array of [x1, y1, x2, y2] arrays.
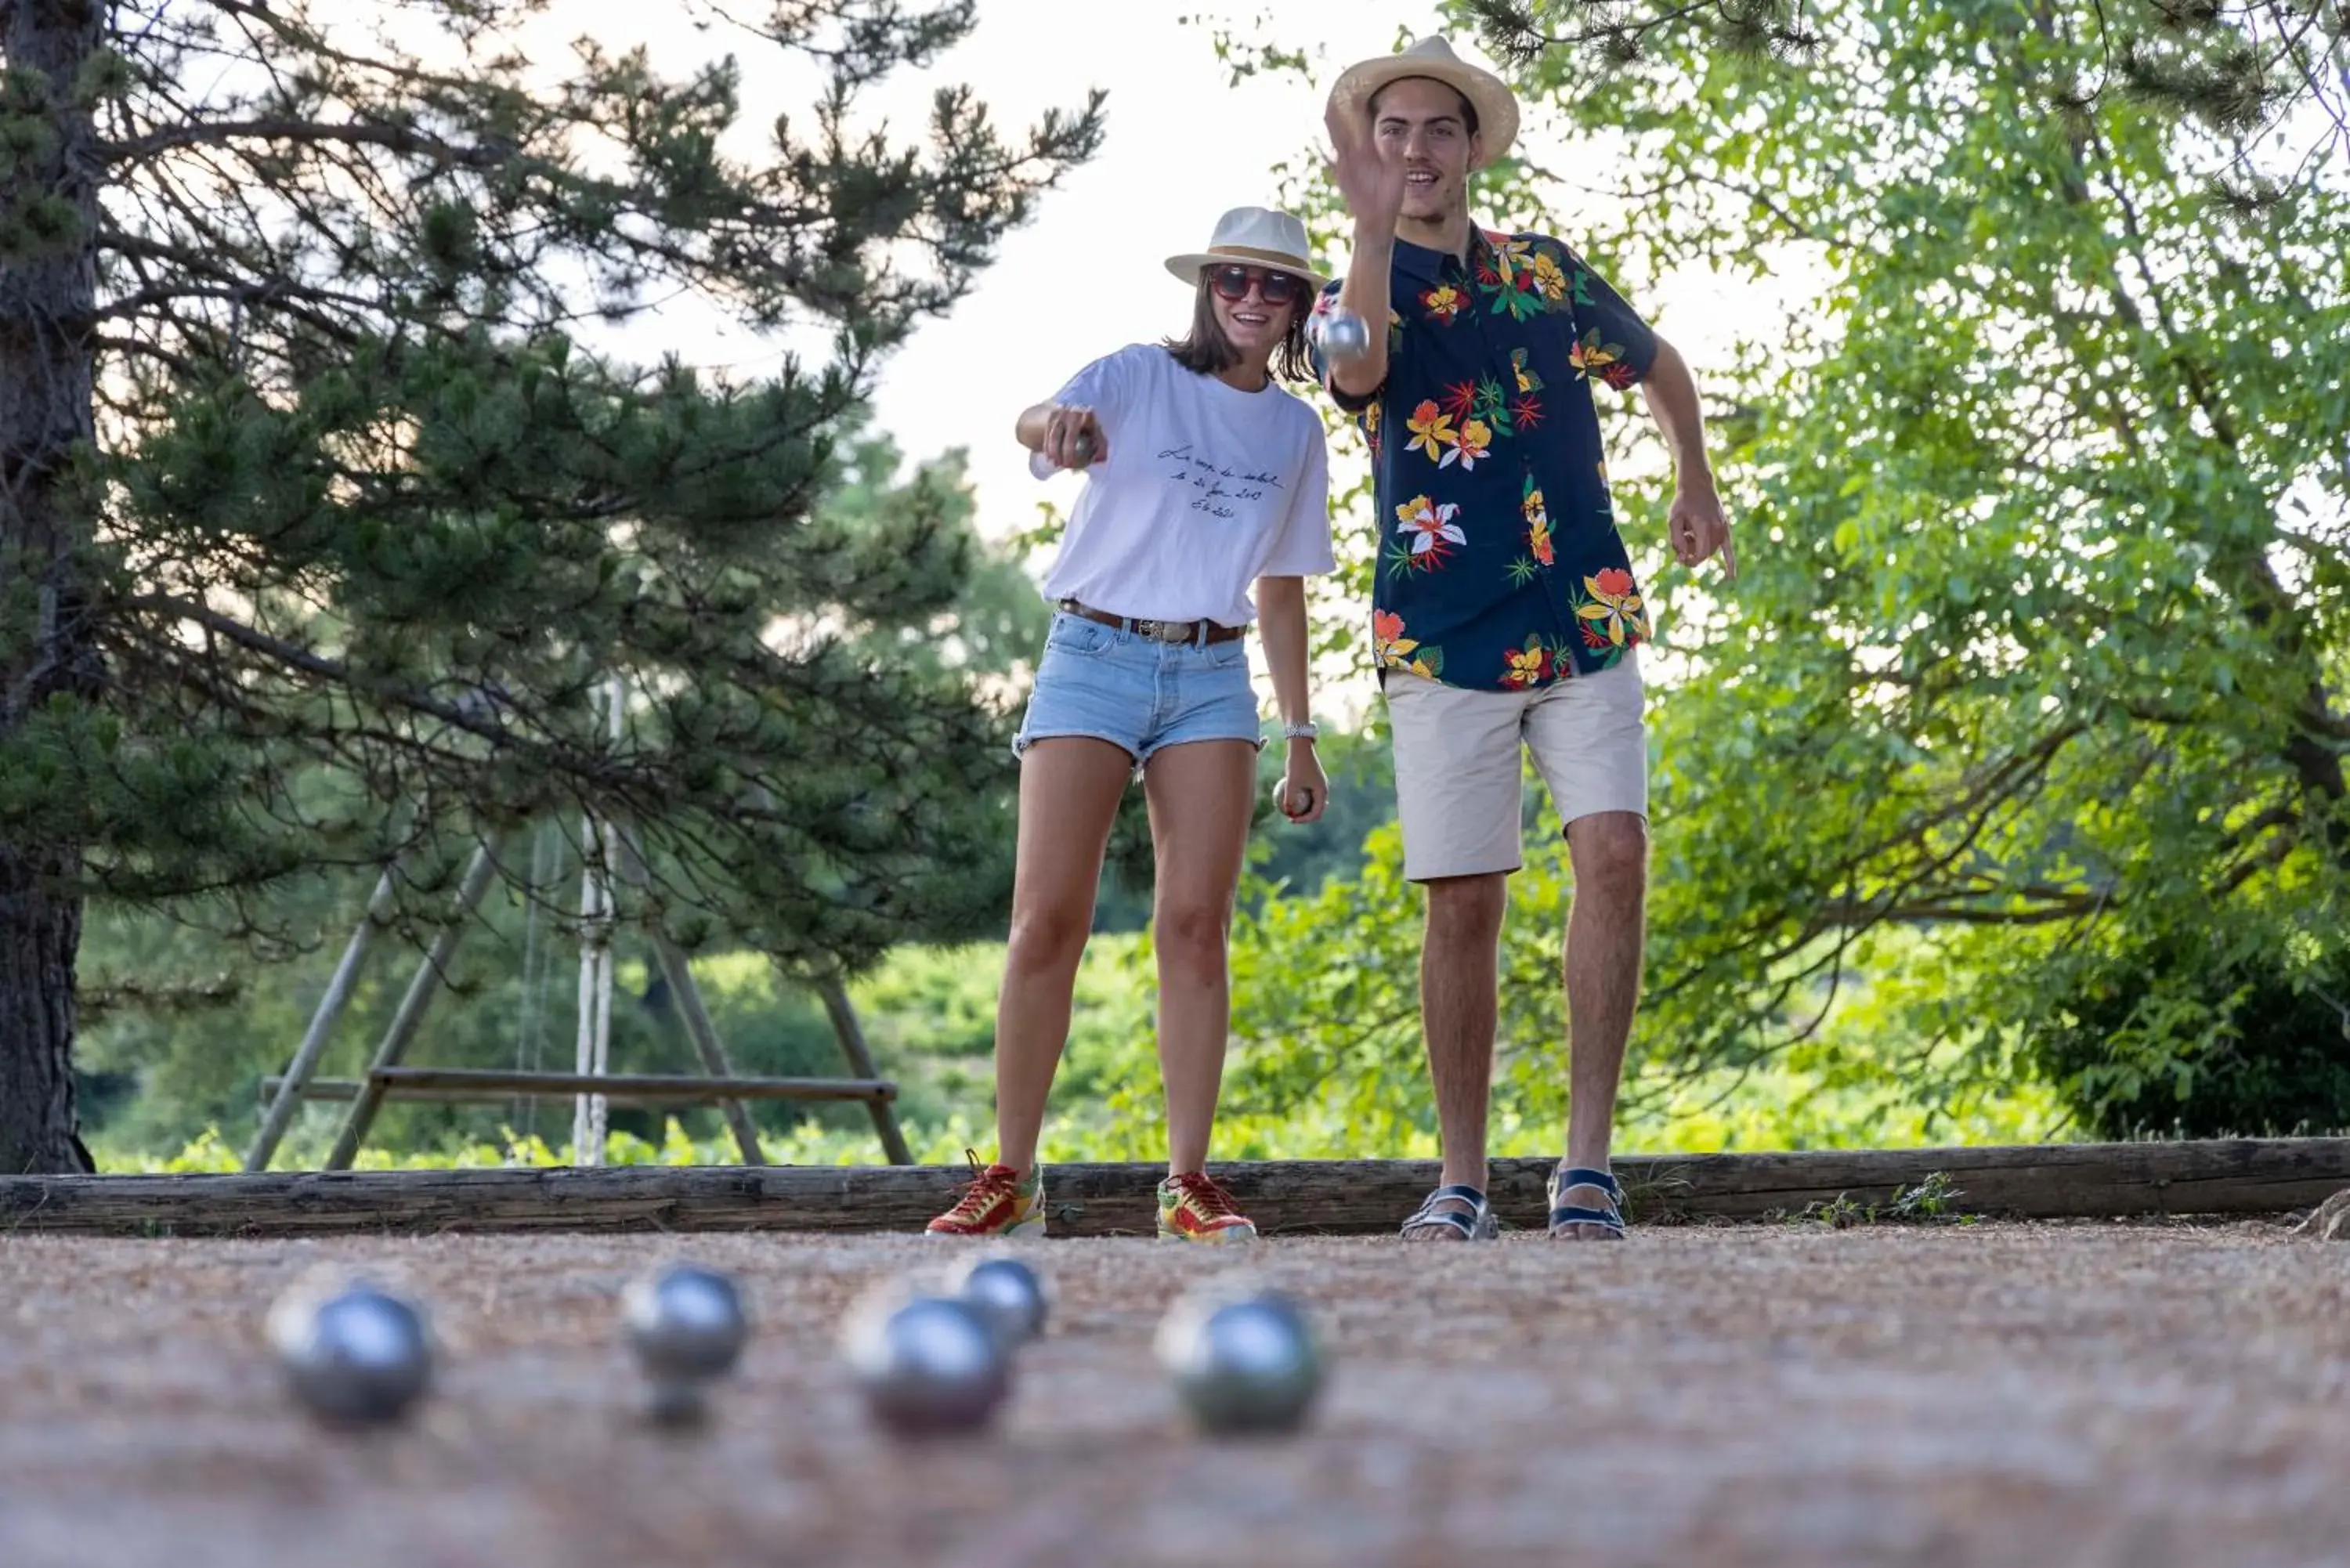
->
[[2, 1138, 2346, 1237]]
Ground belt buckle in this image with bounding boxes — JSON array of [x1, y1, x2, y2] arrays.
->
[[1140, 618, 1188, 645]]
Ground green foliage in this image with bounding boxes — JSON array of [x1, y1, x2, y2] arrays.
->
[[1199, 0, 2350, 1123], [2028, 938, 2350, 1136], [1783, 1172, 1978, 1227], [0, 0, 1108, 1168], [71, 417, 1061, 1163], [89, 914, 2063, 1169], [1465, 0, 2345, 190]]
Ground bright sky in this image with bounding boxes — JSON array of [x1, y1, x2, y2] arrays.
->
[[855, 1, 1439, 532], [545, 0, 1784, 540], [487, 1, 1804, 715]]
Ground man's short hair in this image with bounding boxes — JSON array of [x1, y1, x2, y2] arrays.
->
[[1367, 77, 1480, 138]]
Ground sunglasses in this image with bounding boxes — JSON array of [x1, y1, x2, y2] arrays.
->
[[1208, 266, 1306, 306]]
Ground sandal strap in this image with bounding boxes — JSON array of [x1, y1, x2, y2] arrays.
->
[[1553, 1166, 1622, 1198], [1548, 1165, 1627, 1237], [1404, 1208, 1480, 1239], [1401, 1183, 1495, 1239]]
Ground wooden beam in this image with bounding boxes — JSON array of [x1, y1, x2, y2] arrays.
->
[[643, 939, 767, 1165], [815, 974, 914, 1165], [323, 844, 503, 1171], [244, 868, 399, 1172], [5, 1138, 2346, 1237], [365, 1068, 893, 1103], [611, 823, 766, 1168], [259, 1074, 897, 1108]]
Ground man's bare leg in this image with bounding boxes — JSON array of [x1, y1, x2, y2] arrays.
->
[[1411, 870, 1508, 1240], [1557, 810, 1648, 1237]]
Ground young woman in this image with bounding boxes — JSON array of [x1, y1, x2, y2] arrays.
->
[[927, 207, 1336, 1243]]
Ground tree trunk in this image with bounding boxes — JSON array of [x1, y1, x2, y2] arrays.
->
[[0, 0, 104, 1173], [0, 849, 91, 1172]]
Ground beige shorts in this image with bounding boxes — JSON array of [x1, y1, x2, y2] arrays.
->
[[1383, 650, 1648, 882]]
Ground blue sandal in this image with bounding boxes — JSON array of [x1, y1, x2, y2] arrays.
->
[[1400, 1183, 1499, 1241], [1547, 1165, 1627, 1239]]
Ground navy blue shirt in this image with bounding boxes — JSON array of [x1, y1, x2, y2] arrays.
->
[[1317, 226, 1659, 691]]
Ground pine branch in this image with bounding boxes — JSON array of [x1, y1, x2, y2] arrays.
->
[[102, 115, 515, 169]]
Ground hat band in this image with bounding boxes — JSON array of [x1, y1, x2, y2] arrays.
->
[[1200, 244, 1314, 273]]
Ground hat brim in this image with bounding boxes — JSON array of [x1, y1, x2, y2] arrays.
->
[[1326, 56, 1520, 170], [1164, 249, 1329, 289]]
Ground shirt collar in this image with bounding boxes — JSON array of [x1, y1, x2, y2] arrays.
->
[[1393, 225, 1498, 284]]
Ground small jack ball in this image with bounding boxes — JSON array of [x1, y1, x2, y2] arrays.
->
[[268, 1283, 434, 1427], [945, 1254, 1050, 1349], [1155, 1289, 1323, 1436], [622, 1263, 748, 1388], [844, 1294, 1010, 1438]]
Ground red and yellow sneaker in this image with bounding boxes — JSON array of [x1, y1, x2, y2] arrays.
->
[[925, 1150, 1047, 1237], [1157, 1171, 1257, 1244]]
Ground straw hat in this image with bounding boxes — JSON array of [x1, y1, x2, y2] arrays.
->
[[1325, 35, 1520, 169], [1163, 206, 1326, 289]]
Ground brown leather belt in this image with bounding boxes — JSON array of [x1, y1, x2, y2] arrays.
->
[[1056, 598, 1246, 646]]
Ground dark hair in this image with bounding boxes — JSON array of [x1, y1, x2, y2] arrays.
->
[[1162, 275, 1314, 385], [1368, 78, 1480, 136]]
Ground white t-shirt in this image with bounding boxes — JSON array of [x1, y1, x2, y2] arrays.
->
[[1030, 344, 1335, 626]]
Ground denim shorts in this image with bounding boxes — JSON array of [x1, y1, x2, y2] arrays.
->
[[1013, 612, 1263, 771]]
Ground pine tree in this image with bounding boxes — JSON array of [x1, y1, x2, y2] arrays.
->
[[0, 0, 1103, 1172]]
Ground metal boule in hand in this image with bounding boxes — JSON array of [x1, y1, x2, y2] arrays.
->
[[267, 1281, 435, 1428], [1155, 1288, 1324, 1436], [621, 1263, 749, 1425], [1311, 307, 1372, 365], [1070, 429, 1096, 465]]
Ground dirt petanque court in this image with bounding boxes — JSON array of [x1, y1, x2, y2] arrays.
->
[[3, 1218, 2348, 1567]]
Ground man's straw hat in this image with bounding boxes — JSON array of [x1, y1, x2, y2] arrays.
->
[[1325, 35, 1520, 169]]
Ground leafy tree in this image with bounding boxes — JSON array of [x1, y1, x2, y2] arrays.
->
[[1208, 0, 2348, 1141], [2030, 938, 2350, 1136], [1466, 0, 2348, 205], [831, 430, 1054, 681], [72, 428, 1056, 1160], [0, 0, 1101, 1171]]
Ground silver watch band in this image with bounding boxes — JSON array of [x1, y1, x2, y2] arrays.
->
[[1282, 721, 1319, 742]]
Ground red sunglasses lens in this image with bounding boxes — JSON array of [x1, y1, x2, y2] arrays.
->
[[1210, 266, 1302, 305]]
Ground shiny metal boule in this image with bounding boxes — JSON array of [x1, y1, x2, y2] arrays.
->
[[267, 1282, 434, 1427], [1070, 430, 1096, 465], [1155, 1289, 1323, 1436], [1312, 309, 1372, 364], [622, 1263, 747, 1423], [843, 1293, 1010, 1438], [945, 1254, 1050, 1349]]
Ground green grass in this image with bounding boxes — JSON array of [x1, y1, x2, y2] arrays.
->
[[105, 930, 2066, 1173]]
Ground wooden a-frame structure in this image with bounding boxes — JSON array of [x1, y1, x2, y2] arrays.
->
[[242, 815, 912, 1173]]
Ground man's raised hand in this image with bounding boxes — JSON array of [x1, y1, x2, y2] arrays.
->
[[1325, 98, 1405, 234]]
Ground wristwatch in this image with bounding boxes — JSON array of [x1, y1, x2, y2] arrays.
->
[[1282, 721, 1319, 742]]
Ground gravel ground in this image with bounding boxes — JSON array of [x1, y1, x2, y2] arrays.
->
[[3, 1220, 2347, 1567]]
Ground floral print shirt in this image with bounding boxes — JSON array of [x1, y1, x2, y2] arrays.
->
[[1317, 227, 1659, 691]]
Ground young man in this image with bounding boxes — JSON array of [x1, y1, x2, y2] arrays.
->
[[1315, 37, 1735, 1241]]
